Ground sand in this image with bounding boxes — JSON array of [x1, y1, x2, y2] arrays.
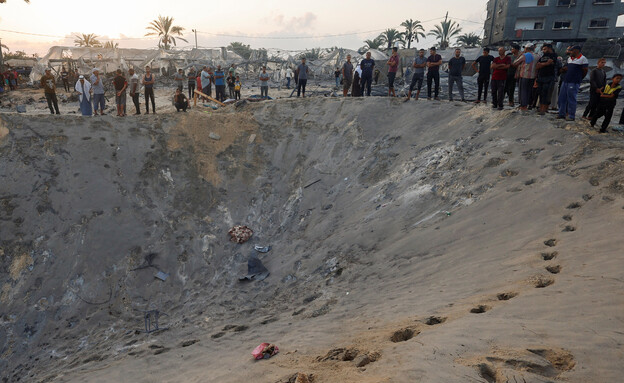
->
[[1, 96, 624, 383]]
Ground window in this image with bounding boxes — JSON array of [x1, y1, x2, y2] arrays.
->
[[593, 0, 614, 3], [534, 21, 544, 29], [519, 0, 548, 6], [557, 0, 574, 5], [589, 18, 609, 28], [553, 21, 572, 29], [515, 18, 546, 30]]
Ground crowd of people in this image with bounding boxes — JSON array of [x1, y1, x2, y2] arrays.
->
[[0, 66, 21, 92], [33, 44, 622, 131]]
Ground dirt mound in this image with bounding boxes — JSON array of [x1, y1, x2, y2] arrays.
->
[[1, 98, 624, 382]]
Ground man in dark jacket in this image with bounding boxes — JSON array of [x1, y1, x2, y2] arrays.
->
[[582, 58, 607, 120]]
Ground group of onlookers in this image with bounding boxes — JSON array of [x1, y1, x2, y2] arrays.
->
[[0, 67, 20, 92]]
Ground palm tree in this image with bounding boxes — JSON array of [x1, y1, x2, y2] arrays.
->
[[303, 48, 322, 60], [228, 42, 252, 59], [457, 33, 482, 48], [74, 33, 102, 48], [0, 43, 8, 52], [428, 20, 462, 50], [378, 28, 405, 50], [104, 41, 119, 49], [362, 36, 384, 51], [401, 19, 425, 49], [145, 15, 187, 50]]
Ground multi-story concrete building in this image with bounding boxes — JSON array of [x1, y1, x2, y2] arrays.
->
[[483, 0, 624, 45]]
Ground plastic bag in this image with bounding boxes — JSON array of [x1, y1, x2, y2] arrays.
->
[[252, 343, 279, 360]]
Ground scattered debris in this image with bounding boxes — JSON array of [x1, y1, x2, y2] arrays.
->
[[303, 179, 322, 189], [254, 245, 272, 253], [228, 225, 253, 243], [239, 256, 270, 281], [16, 105, 26, 113], [248, 134, 256, 144], [252, 343, 279, 360], [155, 271, 169, 281], [209, 132, 221, 141], [143, 310, 169, 334]]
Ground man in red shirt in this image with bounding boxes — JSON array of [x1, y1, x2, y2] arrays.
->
[[491, 47, 511, 110]]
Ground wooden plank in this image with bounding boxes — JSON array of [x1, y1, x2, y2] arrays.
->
[[193, 90, 226, 106]]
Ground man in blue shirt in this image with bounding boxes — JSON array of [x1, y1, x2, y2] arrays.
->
[[557, 45, 589, 121], [360, 52, 375, 97], [214, 65, 226, 102], [447, 48, 466, 102]]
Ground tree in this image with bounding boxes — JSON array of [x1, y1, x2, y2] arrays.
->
[[378, 28, 405, 50], [428, 20, 462, 49], [456, 33, 481, 48], [227, 42, 252, 60], [0, 43, 8, 52], [104, 41, 119, 49], [362, 36, 384, 51], [401, 19, 425, 49], [74, 33, 102, 48], [145, 15, 187, 50]]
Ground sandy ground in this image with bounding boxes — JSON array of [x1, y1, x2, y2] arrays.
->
[[1, 97, 624, 383]]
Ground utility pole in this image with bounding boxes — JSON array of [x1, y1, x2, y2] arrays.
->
[[191, 29, 198, 49]]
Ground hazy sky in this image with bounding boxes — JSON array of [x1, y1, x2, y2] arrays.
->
[[0, 0, 488, 55]]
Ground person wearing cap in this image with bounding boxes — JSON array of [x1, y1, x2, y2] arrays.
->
[[75, 75, 92, 116], [90, 68, 106, 115], [557, 45, 589, 121], [40, 68, 60, 114]]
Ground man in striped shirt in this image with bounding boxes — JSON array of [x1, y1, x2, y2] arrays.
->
[[557, 45, 589, 121]]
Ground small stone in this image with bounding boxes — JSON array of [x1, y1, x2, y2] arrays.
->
[[354, 354, 370, 367], [248, 134, 256, 144], [209, 132, 221, 140]]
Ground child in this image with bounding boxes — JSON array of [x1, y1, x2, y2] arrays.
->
[[591, 74, 622, 133], [234, 76, 242, 100]]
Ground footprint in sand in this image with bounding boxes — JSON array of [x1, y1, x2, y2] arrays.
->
[[497, 292, 518, 301], [390, 328, 418, 343], [567, 202, 582, 209], [470, 305, 491, 314], [562, 225, 576, 232], [532, 275, 555, 288], [543, 239, 557, 247], [562, 215, 573, 221], [546, 265, 562, 274], [541, 251, 558, 260], [424, 316, 447, 325]]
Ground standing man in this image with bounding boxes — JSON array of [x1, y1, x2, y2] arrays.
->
[[407, 49, 427, 101], [113, 69, 127, 117], [296, 57, 309, 98], [557, 45, 589, 121], [582, 57, 607, 120], [387, 47, 399, 97], [174, 68, 185, 92], [187, 67, 197, 99], [447, 48, 466, 102], [360, 52, 375, 97], [259, 66, 270, 98], [491, 46, 511, 110], [214, 65, 226, 101], [75, 75, 92, 116], [342, 54, 354, 97], [472, 47, 494, 104], [286, 66, 293, 89], [142, 66, 156, 114], [60, 66, 70, 92], [200, 66, 211, 98], [426, 47, 442, 100], [90, 68, 106, 115], [227, 71, 236, 99], [41, 68, 60, 115], [128, 68, 141, 115], [228, 64, 236, 77], [505, 44, 521, 106], [535, 44, 557, 115], [513, 44, 538, 110]]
